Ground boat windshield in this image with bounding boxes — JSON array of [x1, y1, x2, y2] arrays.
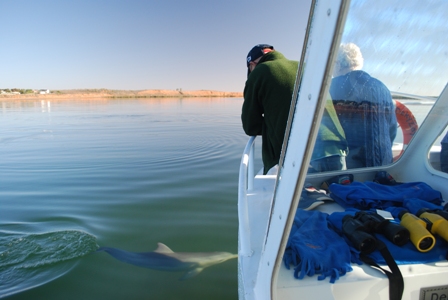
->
[[309, 0, 448, 174]]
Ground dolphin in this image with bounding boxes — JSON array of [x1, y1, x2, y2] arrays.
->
[[97, 243, 238, 280]]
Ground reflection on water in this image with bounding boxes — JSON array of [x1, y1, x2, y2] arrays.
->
[[0, 97, 248, 299]]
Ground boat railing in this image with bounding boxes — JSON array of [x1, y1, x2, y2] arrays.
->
[[391, 91, 438, 102], [238, 136, 256, 256]]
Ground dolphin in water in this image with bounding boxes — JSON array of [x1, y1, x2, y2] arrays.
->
[[97, 243, 238, 280]]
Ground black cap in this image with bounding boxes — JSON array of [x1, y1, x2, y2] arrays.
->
[[246, 44, 274, 75]]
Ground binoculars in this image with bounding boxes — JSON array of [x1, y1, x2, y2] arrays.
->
[[342, 211, 410, 254], [416, 209, 448, 244], [397, 207, 448, 252], [342, 215, 377, 254], [398, 211, 435, 252], [342, 208, 448, 253]]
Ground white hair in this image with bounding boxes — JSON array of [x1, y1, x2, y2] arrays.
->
[[334, 43, 364, 76]]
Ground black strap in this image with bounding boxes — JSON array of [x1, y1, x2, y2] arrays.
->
[[360, 239, 404, 300]]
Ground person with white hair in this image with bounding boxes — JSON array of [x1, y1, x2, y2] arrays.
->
[[330, 43, 397, 169]]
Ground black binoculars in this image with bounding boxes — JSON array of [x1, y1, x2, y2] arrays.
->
[[342, 211, 410, 254], [342, 214, 377, 254]]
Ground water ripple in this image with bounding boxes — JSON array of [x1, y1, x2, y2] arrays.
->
[[0, 230, 99, 298]]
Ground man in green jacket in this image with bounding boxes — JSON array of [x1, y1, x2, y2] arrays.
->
[[242, 44, 348, 175]]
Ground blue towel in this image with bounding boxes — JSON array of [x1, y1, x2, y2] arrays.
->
[[403, 198, 445, 214], [329, 181, 443, 209], [283, 209, 353, 283]]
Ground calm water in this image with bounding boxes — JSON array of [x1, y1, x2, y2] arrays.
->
[[0, 97, 437, 299], [0, 97, 255, 299]]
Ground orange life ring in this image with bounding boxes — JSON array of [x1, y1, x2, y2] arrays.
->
[[394, 100, 418, 160]]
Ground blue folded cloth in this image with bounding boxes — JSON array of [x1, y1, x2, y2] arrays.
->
[[329, 181, 443, 209], [403, 198, 445, 214], [283, 209, 353, 283]]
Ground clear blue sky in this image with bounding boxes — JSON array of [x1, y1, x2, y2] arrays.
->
[[340, 1, 448, 97], [0, 0, 310, 92], [1, 1, 447, 96]]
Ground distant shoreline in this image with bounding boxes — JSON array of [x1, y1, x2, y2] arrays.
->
[[0, 89, 243, 100]]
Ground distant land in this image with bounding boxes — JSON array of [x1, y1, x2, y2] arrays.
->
[[0, 89, 243, 99]]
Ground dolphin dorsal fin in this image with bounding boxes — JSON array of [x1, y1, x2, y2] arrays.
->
[[155, 243, 174, 253]]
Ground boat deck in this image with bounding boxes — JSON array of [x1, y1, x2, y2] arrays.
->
[[240, 174, 448, 299]]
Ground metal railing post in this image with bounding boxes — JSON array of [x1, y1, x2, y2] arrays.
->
[[238, 136, 256, 256], [248, 141, 254, 190]]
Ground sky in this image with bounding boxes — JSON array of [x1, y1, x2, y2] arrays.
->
[[340, 0, 448, 97], [0, 0, 311, 92], [1, 0, 447, 95]]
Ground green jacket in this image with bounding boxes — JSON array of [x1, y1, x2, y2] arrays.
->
[[314, 98, 348, 161], [242, 51, 347, 174]]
